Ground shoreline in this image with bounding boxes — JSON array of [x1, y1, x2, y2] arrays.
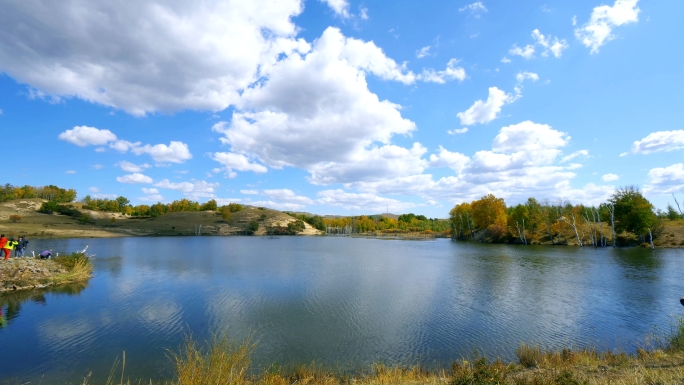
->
[[0, 255, 92, 293]]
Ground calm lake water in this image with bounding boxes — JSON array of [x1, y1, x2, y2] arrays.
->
[[1, 236, 683, 383]]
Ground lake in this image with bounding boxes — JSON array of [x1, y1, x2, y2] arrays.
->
[[1, 236, 683, 383]]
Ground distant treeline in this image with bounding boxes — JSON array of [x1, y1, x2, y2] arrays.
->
[[314, 213, 449, 234], [1, 184, 77, 203], [449, 186, 684, 246]]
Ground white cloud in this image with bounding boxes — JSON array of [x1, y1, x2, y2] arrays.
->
[[317, 189, 417, 212], [501, 57, 512, 64], [429, 146, 470, 173], [155, 179, 219, 199], [262, 189, 314, 205], [491, 121, 569, 153], [572, 16, 578, 26], [58, 126, 117, 147], [117, 161, 151, 173], [419, 59, 467, 83], [0, 0, 304, 116], [531, 29, 569, 58], [575, 0, 640, 54], [116, 173, 153, 184], [240, 190, 259, 195], [142, 188, 159, 194], [629, 130, 684, 155], [211, 152, 268, 178], [89, 187, 100, 193], [516, 71, 539, 83], [448, 128, 469, 135], [509, 29, 568, 60], [459, 2, 488, 16], [602, 173, 619, 182], [566, 163, 583, 170], [131, 141, 192, 164], [360, 7, 369, 20], [139, 193, 165, 202], [92, 164, 104, 169], [457, 87, 515, 126], [345, 120, 596, 207], [320, 0, 350, 18], [509, 45, 536, 59], [110, 140, 141, 153], [644, 163, 684, 195], [416, 46, 431, 58], [213, 27, 420, 184], [560, 150, 590, 163], [65, 170, 76, 174]]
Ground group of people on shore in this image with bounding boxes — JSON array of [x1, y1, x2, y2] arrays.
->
[[0, 234, 33, 260]]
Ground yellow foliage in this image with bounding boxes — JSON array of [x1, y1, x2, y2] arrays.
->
[[471, 194, 507, 229]]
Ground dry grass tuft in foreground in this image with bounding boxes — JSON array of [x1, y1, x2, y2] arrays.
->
[[80, 318, 684, 385]]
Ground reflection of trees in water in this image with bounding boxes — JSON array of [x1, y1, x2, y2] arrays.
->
[[0, 281, 88, 328], [99, 256, 123, 277], [611, 248, 662, 272]]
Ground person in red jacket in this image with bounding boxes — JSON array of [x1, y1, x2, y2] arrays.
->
[[0, 234, 8, 260]]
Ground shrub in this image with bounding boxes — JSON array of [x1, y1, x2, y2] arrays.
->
[[287, 220, 306, 235], [9, 214, 21, 222], [246, 220, 259, 234], [79, 214, 92, 223], [110, 216, 116, 223], [39, 200, 59, 213]]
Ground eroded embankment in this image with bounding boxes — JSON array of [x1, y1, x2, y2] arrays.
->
[[0, 255, 92, 292]]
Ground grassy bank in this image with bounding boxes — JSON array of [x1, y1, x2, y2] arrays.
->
[[0, 252, 92, 292], [81, 318, 684, 385]]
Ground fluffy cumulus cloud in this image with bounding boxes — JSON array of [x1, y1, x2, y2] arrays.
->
[[131, 141, 192, 164], [628, 130, 684, 155], [602, 173, 619, 182], [58, 126, 117, 146], [644, 164, 684, 195], [429, 146, 470, 173], [210, 151, 268, 178], [58, 126, 193, 163], [420, 59, 467, 83], [320, 0, 350, 18], [0, 0, 304, 116], [155, 179, 219, 199], [457, 87, 516, 126], [509, 29, 568, 59], [346, 121, 610, 207], [575, 0, 640, 53], [140, 188, 164, 202], [212, 27, 425, 183], [116, 173, 153, 184]]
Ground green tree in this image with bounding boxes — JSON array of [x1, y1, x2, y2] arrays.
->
[[116, 196, 130, 211], [611, 186, 656, 238], [667, 204, 682, 220]]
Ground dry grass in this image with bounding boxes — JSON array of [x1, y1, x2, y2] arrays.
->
[[75, 321, 684, 385]]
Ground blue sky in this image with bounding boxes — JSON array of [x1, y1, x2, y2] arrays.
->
[[1, 0, 683, 217]]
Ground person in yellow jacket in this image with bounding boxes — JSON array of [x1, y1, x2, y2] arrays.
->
[[4, 238, 18, 260]]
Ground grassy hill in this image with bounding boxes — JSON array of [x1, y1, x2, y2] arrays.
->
[[0, 199, 321, 239]]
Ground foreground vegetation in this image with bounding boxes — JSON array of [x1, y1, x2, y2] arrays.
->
[[80, 317, 684, 384]]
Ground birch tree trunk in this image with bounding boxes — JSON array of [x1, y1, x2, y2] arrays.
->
[[648, 228, 655, 250]]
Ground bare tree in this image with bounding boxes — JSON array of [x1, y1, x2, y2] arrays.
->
[[674, 194, 684, 216], [607, 203, 616, 247], [515, 221, 527, 245], [560, 213, 583, 247]]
